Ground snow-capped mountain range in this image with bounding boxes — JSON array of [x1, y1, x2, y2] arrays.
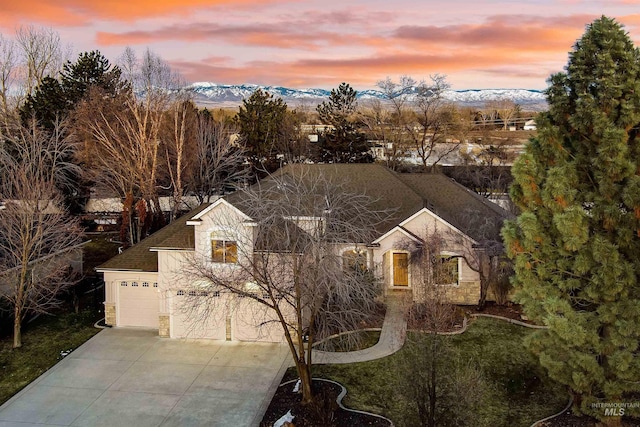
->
[[187, 82, 547, 110]]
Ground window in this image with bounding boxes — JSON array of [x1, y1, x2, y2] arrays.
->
[[212, 239, 238, 263], [131, 282, 138, 287], [177, 290, 185, 296], [120, 281, 127, 287], [437, 256, 459, 285], [343, 249, 367, 273], [142, 282, 149, 287], [153, 282, 158, 288]]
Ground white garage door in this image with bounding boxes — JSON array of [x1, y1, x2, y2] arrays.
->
[[171, 292, 227, 339], [118, 281, 159, 328], [232, 298, 285, 343]]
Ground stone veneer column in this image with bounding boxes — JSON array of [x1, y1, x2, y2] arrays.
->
[[104, 303, 116, 326], [158, 314, 170, 337]]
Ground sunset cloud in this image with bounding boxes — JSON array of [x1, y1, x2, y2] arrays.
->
[[97, 24, 368, 50], [0, 0, 292, 26], [2, 0, 639, 90], [172, 48, 558, 89]]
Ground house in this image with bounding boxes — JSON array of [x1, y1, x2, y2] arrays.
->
[[523, 119, 537, 130], [97, 164, 510, 342], [82, 195, 204, 231]]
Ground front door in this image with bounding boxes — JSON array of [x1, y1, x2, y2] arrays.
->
[[393, 253, 409, 286]]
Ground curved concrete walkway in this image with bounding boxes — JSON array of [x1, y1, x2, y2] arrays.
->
[[309, 293, 408, 365]]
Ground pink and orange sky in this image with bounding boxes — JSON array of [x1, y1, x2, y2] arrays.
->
[[2, 0, 639, 90]]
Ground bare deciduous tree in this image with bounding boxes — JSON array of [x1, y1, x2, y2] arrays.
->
[[449, 208, 511, 310], [398, 229, 486, 427], [377, 75, 460, 171], [77, 89, 162, 244], [486, 99, 520, 131], [0, 34, 18, 115], [78, 48, 187, 243], [183, 167, 391, 404], [15, 25, 67, 96], [358, 98, 405, 169], [0, 122, 83, 348], [163, 98, 197, 220], [192, 110, 248, 203]]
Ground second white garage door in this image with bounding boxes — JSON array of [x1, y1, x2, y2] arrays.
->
[[170, 291, 227, 339]]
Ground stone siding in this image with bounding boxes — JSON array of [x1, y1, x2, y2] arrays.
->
[[158, 315, 170, 337], [105, 303, 116, 326], [443, 281, 480, 305]]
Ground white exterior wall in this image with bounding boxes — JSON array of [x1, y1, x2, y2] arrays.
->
[[156, 201, 285, 342], [192, 202, 255, 266]]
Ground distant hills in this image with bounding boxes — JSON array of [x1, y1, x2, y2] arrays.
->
[[187, 82, 548, 110]]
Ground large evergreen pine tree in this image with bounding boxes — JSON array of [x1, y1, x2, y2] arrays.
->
[[316, 82, 372, 163], [502, 17, 640, 423], [236, 88, 288, 173]]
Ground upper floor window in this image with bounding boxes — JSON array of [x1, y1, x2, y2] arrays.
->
[[212, 239, 238, 263]]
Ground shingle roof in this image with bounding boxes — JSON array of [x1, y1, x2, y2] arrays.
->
[[394, 172, 513, 241], [226, 163, 425, 236], [231, 164, 512, 240], [96, 203, 210, 272], [97, 164, 512, 272]]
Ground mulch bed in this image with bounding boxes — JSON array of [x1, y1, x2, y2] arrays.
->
[[537, 411, 640, 426], [356, 302, 386, 329], [260, 379, 391, 427], [405, 303, 467, 332], [463, 301, 542, 325]]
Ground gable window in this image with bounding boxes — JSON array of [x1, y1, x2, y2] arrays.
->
[[211, 239, 237, 263], [437, 255, 459, 285]]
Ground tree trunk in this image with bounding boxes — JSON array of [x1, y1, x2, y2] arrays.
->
[[298, 362, 313, 405], [477, 253, 493, 311], [478, 270, 488, 311], [13, 309, 22, 348]]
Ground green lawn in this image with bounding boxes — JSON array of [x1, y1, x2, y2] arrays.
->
[[304, 317, 568, 427], [0, 310, 101, 405]]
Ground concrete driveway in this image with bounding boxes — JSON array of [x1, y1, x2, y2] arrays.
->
[[0, 328, 290, 427]]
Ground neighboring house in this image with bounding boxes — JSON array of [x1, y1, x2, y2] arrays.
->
[[97, 164, 510, 342], [82, 196, 204, 230], [523, 119, 537, 130]]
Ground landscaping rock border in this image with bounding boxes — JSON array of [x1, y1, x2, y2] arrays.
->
[[279, 378, 395, 427], [470, 313, 549, 329], [529, 395, 573, 427]]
